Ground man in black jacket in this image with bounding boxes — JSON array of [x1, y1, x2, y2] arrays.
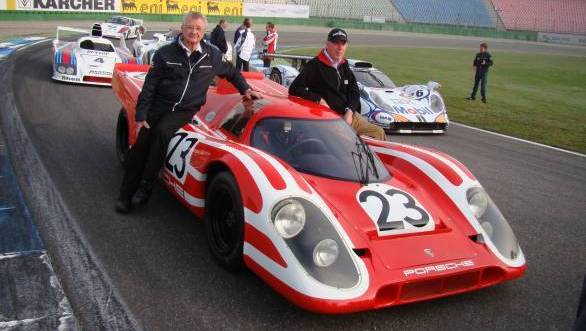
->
[[116, 12, 261, 213], [210, 19, 228, 55], [467, 42, 493, 103], [289, 28, 386, 140]]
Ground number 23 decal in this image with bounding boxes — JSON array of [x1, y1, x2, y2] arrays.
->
[[357, 184, 434, 235]]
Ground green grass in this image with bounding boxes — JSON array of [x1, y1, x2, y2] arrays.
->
[[289, 47, 586, 154]]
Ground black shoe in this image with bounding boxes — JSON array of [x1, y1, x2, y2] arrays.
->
[[132, 180, 152, 205], [115, 198, 132, 214], [466, 96, 475, 101], [482, 99, 487, 103]]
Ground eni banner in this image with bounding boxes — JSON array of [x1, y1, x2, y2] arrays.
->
[[120, 0, 242, 16]]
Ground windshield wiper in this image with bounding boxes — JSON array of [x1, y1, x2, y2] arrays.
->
[[352, 134, 380, 185]]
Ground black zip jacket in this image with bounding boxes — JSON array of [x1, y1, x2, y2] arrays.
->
[[135, 36, 250, 122], [210, 25, 227, 54], [288, 50, 360, 115], [473, 51, 493, 74]]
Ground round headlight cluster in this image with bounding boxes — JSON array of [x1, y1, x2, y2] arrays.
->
[[57, 65, 66, 74], [273, 199, 305, 239], [65, 67, 75, 75], [467, 187, 488, 219], [313, 239, 339, 267]]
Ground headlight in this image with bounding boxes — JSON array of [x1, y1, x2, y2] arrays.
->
[[272, 199, 305, 239], [274, 198, 359, 288], [57, 65, 66, 74], [467, 187, 488, 218], [430, 94, 445, 113], [65, 66, 75, 75], [467, 187, 521, 260], [313, 239, 339, 267]]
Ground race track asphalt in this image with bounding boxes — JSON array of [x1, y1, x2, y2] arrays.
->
[[8, 31, 586, 330]]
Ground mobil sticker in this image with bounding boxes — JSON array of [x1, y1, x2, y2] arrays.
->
[[392, 105, 434, 116]]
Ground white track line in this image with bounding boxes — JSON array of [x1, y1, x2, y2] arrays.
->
[[452, 122, 586, 158]]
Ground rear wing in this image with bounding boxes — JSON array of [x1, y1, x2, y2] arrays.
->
[[55, 26, 89, 43], [260, 52, 313, 70]]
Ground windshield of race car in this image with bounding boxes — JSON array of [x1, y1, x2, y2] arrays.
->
[[106, 17, 129, 25], [353, 70, 396, 88], [251, 118, 390, 183]]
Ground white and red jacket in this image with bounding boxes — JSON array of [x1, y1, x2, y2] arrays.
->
[[263, 30, 278, 54]]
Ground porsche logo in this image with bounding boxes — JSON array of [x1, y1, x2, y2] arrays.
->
[[424, 248, 434, 257]]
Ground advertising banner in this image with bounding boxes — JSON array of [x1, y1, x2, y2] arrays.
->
[[537, 32, 586, 46], [0, 0, 6, 9], [120, 0, 242, 16], [10, 0, 115, 11], [243, 3, 309, 19]]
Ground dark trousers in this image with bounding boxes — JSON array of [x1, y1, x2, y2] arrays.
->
[[236, 56, 249, 72], [119, 109, 197, 200], [471, 70, 488, 100]]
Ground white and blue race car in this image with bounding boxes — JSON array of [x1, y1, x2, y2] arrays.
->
[[252, 53, 449, 134], [52, 24, 140, 86]]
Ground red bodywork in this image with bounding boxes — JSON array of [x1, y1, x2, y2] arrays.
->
[[111, 64, 526, 313]]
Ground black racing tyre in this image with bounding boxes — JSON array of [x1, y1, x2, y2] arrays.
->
[[116, 109, 129, 167], [269, 68, 282, 85], [204, 172, 245, 271]]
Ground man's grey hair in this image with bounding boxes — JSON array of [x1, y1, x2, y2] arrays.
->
[[183, 12, 208, 26]]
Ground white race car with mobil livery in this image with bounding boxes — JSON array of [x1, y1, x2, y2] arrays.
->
[[52, 25, 141, 86], [253, 53, 449, 134], [96, 16, 144, 39]]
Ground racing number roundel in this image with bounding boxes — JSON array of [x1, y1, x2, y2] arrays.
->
[[165, 131, 199, 183], [356, 183, 434, 236]]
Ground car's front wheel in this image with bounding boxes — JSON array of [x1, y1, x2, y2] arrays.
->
[[116, 109, 129, 167], [204, 171, 245, 271]]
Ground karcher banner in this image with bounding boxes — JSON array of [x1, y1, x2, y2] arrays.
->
[[10, 0, 115, 11], [120, 0, 242, 15]]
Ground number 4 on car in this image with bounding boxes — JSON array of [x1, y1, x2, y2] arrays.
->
[[112, 63, 526, 314]]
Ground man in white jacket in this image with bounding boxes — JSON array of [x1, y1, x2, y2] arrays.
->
[[234, 17, 255, 71]]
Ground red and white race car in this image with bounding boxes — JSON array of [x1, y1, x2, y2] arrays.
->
[[112, 64, 526, 313]]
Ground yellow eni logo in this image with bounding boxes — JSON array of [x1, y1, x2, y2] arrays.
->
[[120, 0, 243, 16]]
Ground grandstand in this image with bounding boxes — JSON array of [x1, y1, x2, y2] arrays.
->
[[391, 0, 495, 28], [490, 0, 586, 35], [243, 0, 586, 35]]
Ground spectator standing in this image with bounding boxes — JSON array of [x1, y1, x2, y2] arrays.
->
[[262, 22, 278, 67], [234, 18, 255, 71], [210, 19, 228, 55], [289, 28, 386, 141], [466, 42, 493, 103]]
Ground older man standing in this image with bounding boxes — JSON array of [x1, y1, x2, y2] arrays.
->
[[116, 12, 262, 213], [289, 28, 386, 140]]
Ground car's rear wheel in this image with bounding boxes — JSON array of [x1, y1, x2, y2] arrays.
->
[[116, 109, 129, 167], [204, 172, 244, 271], [269, 68, 282, 85]]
